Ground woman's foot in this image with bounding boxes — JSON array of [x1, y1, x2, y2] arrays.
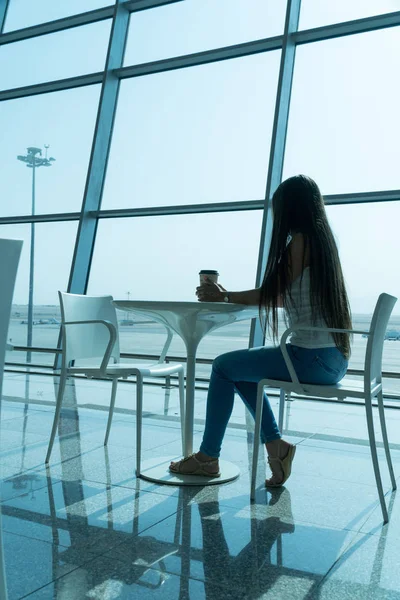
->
[[265, 439, 296, 487], [169, 451, 220, 477]]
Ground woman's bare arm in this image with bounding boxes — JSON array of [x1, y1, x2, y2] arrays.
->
[[196, 283, 261, 305], [226, 288, 261, 306]]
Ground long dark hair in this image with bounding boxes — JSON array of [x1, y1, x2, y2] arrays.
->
[[259, 175, 352, 358]]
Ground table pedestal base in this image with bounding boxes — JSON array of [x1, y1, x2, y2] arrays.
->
[[138, 456, 240, 486]]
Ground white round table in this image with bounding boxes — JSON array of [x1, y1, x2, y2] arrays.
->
[[113, 300, 258, 486]]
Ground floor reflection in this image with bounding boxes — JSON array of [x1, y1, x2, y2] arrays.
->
[[194, 487, 296, 599], [1, 372, 400, 598]]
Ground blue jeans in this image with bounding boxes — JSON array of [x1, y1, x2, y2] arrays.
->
[[199, 345, 348, 458]]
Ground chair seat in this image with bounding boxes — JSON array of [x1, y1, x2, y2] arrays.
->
[[262, 376, 382, 400], [69, 361, 183, 378]]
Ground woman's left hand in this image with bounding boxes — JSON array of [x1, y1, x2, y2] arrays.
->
[[196, 279, 227, 302]]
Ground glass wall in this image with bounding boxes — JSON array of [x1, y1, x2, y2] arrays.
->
[[283, 27, 400, 194], [325, 202, 400, 381], [102, 53, 280, 209], [1, 221, 78, 365], [1, 0, 399, 396], [0, 22, 111, 90], [0, 86, 101, 217], [3, 1, 111, 31], [299, 0, 400, 30], [124, 0, 286, 64], [88, 211, 263, 358]]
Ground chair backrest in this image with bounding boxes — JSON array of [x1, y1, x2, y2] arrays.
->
[[0, 239, 22, 391], [59, 292, 120, 366], [0, 238, 23, 600], [365, 293, 397, 388]]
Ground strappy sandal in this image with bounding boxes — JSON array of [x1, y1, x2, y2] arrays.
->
[[265, 443, 296, 488], [169, 454, 221, 478]]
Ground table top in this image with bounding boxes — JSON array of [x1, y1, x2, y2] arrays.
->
[[114, 299, 255, 312], [113, 300, 258, 348]]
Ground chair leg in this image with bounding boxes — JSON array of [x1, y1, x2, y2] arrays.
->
[[104, 379, 118, 446], [377, 390, 397, 490], [136, 374, 143, 477], [178, 370, 185, 454], [365, 392, 389, 523], [278, 389, 285, 433], [45, 372, 67, 463], [251, 382, 265, 500]]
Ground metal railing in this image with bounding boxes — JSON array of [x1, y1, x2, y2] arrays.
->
[[5, 344, 400, 403]]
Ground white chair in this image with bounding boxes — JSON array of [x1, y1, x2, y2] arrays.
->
[[45, 292, 185, 475], [251, 293, 397, 524], [0, 238, 23, 600]]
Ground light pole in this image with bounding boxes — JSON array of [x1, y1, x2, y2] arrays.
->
[[17, 146, 55, 362], [126, 291, 131, 321]]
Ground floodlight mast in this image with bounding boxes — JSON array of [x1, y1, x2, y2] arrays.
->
[[17, 146, 56, 363]]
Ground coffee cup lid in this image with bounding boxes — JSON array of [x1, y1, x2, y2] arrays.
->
[[199, 270, 219, 275]]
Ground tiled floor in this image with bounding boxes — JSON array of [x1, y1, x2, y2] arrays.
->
[[1, 372, 400, 599]]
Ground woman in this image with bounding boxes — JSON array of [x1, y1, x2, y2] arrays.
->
[[170, 175, 351, 487]]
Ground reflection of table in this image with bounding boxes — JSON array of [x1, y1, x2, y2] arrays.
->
[[114, 300, 257, 486]]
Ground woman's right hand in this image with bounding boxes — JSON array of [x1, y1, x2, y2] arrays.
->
[[196, 278, 227, 302]]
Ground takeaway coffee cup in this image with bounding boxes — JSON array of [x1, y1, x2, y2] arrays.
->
[[199, 270, 219, 285]]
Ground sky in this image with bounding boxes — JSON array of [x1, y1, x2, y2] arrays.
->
[[0, 0, 399, 315]]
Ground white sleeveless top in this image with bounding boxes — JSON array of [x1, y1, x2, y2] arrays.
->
[[285, 267, 336, 349]]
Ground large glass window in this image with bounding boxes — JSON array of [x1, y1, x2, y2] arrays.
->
[[0, 21, 111, 90], [299, 0, 400, 30], [88, 211, 262, 358], [1, 221, 78, 355], [326, 201, 400, 373], [3, 0, 111, 32], [102, 52, 280, 210], [124, 0, 286, 66], [283, 27, 400, 194], [0, 86, 101, 217]]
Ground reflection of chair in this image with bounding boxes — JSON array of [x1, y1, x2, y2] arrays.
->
[[0, 238, 23, 600], [251, 293, 397, 524], [45, 292, 185, 475]]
